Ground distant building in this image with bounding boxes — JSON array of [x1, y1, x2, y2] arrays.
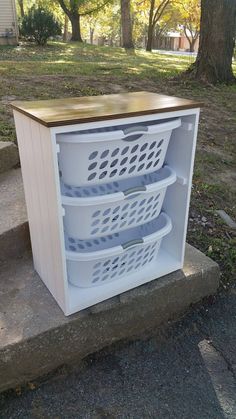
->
[[0, 0, 18, 45], [152, 31, 199, 53]]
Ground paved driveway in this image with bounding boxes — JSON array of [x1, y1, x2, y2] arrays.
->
[[153, 49, 197, 57], [1, 287, 236, 418]]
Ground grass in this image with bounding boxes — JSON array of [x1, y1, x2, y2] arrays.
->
[[0, 41, 235, 286]]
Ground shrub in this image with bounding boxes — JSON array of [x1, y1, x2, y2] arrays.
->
[[21, 6, 61, 46]]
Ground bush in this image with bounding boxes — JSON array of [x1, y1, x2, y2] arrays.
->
[[21, 6, 61, 46]]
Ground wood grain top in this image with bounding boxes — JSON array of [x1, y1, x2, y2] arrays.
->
[[11, 91, 202, 128]]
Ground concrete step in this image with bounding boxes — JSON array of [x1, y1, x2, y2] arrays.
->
[[0, 244, 219, 392], [0, 168, 30, 261], [0, 141, 19, 174]]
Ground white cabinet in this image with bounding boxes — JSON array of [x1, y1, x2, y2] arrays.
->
[[12, 92, 201, 315]]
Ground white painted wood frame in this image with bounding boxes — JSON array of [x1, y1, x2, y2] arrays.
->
[[14, 107, 200, 315]]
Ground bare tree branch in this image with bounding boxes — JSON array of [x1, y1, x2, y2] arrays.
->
[[153, 0, 170, 26], [80, 0, 111, 16]]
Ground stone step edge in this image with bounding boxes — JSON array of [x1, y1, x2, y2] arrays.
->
[[0, 168, 28, 261], [0, 221, 30, 261], [0, 141, 19, 174], [0, 244, 220, 392]]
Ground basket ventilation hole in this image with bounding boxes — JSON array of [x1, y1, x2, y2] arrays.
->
[[88, 173, 96, 181], [89, 151, 98, 160], [101, 150, 109, 158], [111, 148, 119, 157], [88, 162, 97, 171], [100, 161, 108, 169]]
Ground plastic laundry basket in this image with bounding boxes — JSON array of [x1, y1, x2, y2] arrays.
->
[[66, 212, 172, 288], [57, 118, 181, 186], [61, 165, 176, 239]]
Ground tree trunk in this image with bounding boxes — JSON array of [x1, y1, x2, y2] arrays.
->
[[146, 0, 155, 52], [189, 37, 197, 52], [18, 0, 24, 17], [189, 43, 194, 53], [146, 24, 154, 51], [184, 25, 198, 53], [90, 28, 94, 44], [120, 0, 134, 49], [63, 14, 69, 42], [189, 0, 236, 83], [70, 13, 83, 42]]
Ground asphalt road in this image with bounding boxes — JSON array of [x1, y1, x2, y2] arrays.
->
[[1, 287, 236, 419]]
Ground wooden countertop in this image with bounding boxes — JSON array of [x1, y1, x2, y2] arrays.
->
[[11, 91, 202, 128]]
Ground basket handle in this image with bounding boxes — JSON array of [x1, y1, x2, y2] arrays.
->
[[122, 238, 144, 250], [123, 125, 148, 135], [122, 125, 148, 142], [123, 185, 147, 197], [121, 119, 181, 142], [57, 119, 181, 144]]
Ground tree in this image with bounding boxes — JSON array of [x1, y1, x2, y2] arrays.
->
[[92, 2, 121, 46], [57, 0, 110, 42], [63, 14, 69, 41], [120, 0, 134, 49], [57, 0, 82, 41], [83, 14, 98, 44], [18, 0, 25, 17], [80, 1, 121, 46], [132, 0, 148, 47], [21, 6, 62, 45], [188, 0, 236, 83], [146, 0, 171, 52], [177, 0, 200, 52], [183, 25, 199, 53], [154, 5, 180, 47]]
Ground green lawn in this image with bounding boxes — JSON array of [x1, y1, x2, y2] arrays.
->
[[0, 41, 235, 286]]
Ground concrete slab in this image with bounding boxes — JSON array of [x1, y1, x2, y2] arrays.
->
[[0, 168, 30, 261], [0, 142, 19, 174], [0, 244, 219, 392], [2, 289, 236, 419]]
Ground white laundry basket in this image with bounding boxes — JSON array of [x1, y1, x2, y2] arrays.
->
[[61, 165, 176, 239], [66, 212, 172, 288], [57, 118, 181, 186]]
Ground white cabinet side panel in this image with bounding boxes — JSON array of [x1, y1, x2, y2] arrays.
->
[[163, 112, 200, 264], [14, 112, 42, 271], [13, 111, 67, 311], [38, 122, 68, 310]]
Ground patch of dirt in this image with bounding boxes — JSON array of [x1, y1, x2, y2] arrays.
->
[[197, 145, 234, 162], [219, 170, 236, 192]]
